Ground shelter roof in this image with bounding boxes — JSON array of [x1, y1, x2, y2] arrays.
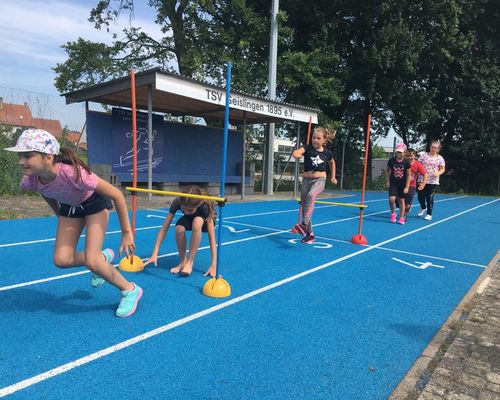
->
[[62, 68, 318, 125]]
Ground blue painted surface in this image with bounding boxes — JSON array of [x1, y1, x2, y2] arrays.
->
[[86, 110, 246, 184], [0, 193, 499, 399]]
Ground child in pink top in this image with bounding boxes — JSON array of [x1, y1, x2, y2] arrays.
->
[[4, 129, 142, 317], [417, 140, 446, 221]]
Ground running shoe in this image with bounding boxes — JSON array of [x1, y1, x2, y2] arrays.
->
[[293, 223, 307, 236], [398, 217, 405, 225], [390, 212, 397, 223], [116, 283, 143, 317], [417, 209, 426, 217], [425, 215, 432, 221], [301, 233, 315, 244]]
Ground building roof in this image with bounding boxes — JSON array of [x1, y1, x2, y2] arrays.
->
[[62, 68, 319, 125], [31, 118, 63, 138], [0, 99, 33, 127], [0, 98, 63, 137]]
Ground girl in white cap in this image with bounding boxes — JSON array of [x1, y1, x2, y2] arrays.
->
[[4, 129, 142, 317]]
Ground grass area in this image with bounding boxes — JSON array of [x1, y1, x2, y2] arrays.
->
[[0, 209, 19, 220]]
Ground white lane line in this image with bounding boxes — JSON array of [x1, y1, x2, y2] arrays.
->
[[0, 225, 163, 249], [0, 195, 467, 249], [0, 227, 287, 292], [0, 201, 358, 249], [0, 197, 496, 398], [0, 195, 481, 291], [227, 212, 488, 269]]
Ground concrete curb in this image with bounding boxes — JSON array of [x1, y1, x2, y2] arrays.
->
[[390, 250, 500, 399]]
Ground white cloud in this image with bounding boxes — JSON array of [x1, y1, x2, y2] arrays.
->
[[0, 1, 166, 126], [0, 0, 164, 82]]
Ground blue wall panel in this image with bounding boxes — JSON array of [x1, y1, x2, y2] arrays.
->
[[86, 110, 244, 184], [86, 111, 112, 165]]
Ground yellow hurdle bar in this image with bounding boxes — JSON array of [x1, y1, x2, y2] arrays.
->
[[126, 187, 226, 203], [297, 198, 368, 209]]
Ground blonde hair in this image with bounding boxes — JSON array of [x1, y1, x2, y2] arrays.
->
[[313, 127, 336, 144], [429, 140, 441, 151], [179, 186, 216, 221]]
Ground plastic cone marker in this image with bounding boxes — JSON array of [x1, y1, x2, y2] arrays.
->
[[202, 277, 231, 298], [119, 255, 144, 272], [351, 234, 368, 245]]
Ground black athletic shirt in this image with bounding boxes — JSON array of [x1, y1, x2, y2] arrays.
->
[[169, 197, 210, 219], [302, 145, 333, 172]]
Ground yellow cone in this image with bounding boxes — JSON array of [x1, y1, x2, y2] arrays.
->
[[119, 255, 144, 272], [202, 277, 231, 298]]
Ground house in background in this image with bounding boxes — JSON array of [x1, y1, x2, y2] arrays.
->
[[66, 131, 87, 151], [0, 97, 63, 138]]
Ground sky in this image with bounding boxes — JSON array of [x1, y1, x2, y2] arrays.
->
[[0, 0, 398, 144], [0, 0, 161, 95], [0, 0, 161, 130]]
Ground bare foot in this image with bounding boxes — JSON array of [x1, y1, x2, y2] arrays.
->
[[180, 259, 193, 276], [170, 262, 184, 274]]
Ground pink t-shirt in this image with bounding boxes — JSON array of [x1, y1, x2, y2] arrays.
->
[[419, 153, 445, 185], [21, 163, 99, 205]]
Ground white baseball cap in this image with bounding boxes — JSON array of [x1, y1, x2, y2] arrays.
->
[[4, 129, 60, 155]]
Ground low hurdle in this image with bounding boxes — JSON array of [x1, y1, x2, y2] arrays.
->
[[314, 200, 368, 209], [120, 64, 235, 299], [292, 114, 372, 244], [126, 187, 226, 204]]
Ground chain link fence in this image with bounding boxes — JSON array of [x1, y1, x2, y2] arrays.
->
[[0, 85, 86, 195]]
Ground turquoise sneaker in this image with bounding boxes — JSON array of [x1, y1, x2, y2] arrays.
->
[[116, 283, 143, 317], [91, 248, 115, 288]]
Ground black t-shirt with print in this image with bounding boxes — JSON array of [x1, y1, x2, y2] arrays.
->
[[302, 145, 333, 172], [387, 157, 411, 184]]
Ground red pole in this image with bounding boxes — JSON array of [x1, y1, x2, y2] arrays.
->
[[130, 70, 138, 259], [306, 115, 312, 146], [352, 114, 371, 244]]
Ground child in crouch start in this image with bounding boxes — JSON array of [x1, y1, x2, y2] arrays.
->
[[4, 129, 142, 317], [144, 186, 217, 277], [292, 127, 337, 243]]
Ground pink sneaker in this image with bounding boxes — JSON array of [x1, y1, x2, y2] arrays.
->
[[390, 212, 397, 223], [398, 217, 405, 225]]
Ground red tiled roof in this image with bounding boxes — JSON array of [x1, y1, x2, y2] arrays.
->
[[0, 101, 33, 127], [0, 99, 63, 137], [31, 118, 63, 138], [66, 132, 81, 143]]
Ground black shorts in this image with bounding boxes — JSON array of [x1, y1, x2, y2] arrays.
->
[[389, 182, 406, 199], [59, 192, 113, 218], [175, 215, 214, 232], [404, 187, 416, 205]]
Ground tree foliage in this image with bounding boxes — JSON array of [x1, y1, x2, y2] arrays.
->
[[53, 0, 499, 194]]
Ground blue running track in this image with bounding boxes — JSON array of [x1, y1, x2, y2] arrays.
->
[[0, 192, 499, 399]]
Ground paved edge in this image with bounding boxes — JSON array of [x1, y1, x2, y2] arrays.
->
[[389, 250, 500, 400]]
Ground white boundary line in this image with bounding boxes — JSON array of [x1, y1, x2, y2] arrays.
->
[[229, 218, 487, 269], [0, 197, 497, 397], [0, 198, 380, 249], [0, 196, 481, 292]]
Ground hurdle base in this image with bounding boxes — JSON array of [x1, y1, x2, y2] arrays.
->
[[119, 255, 145, 272], [351, 234, 368, 245], [202, 277, 231, 298]]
